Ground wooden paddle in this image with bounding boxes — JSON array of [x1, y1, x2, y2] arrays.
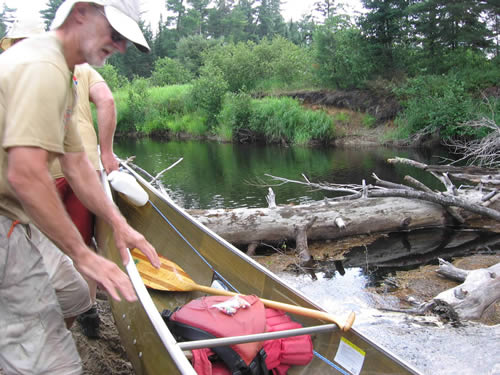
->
[[131, 248, 355, 331]]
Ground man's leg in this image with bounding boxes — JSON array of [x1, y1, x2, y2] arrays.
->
[[29, 225, 93, 329], [0, 217, 82, 374]]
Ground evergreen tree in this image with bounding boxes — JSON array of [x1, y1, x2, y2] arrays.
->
[[360, 0, 412, 73], [314, 0, 335, 20], [40, 0, 64, 30], [187, 0, 211, 35], [0, 3, 16, 40], [409, 0, 493, 72], [166, 0, 186, 34]]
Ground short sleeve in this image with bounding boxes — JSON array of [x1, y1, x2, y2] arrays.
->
[[2, 62, 83, 154]]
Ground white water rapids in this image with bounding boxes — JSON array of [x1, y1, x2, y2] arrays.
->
[[278, 269, 500, 375]]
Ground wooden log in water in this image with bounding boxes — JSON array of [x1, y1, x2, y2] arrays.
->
[[433, 259, 500, 321], [187, 197, 448, 247]]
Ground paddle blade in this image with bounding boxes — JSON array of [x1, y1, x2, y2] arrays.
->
[[131, 248, 195, 292]]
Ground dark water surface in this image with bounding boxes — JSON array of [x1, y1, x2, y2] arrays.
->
[[114, 138, 452, 210]]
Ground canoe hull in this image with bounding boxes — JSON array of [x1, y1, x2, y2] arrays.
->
[[96, 164, 423, 375]]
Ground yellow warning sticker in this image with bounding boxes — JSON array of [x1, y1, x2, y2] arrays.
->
[[334, 337, 366, 375]]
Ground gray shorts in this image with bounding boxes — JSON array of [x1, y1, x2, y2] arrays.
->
[[29, 223, 92, 318], [0, 216, 84, 374]]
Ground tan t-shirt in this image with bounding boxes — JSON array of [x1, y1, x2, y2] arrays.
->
[[0, 33, 83, 223], [50, 63, 104, 178]]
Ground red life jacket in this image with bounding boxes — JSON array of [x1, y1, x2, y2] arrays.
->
[[162, 295, 313, 375]]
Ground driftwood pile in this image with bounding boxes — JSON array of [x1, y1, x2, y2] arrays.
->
[[382, 258, 500, 325], [187, 157, 499, 261]]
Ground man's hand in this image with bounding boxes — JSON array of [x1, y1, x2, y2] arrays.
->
[[101, 151, 119, 174], [74, 249, 137, 302], [113, 219, 160, 269]]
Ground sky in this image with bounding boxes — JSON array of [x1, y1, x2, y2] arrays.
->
[[4, 0, 365, 33]]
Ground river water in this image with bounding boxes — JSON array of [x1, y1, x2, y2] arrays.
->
[[114, 138, 500, 375]]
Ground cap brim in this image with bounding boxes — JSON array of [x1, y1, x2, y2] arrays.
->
[[104, 5, 150, 53]]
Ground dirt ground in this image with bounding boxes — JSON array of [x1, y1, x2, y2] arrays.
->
[[71, 290, 135, 375]]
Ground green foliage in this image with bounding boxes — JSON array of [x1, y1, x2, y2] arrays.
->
[[96, 64, 128, 91], [188, 65, 229, 127], [362, 114, 376, 128], [216, 91, 253, 140], [115, 83, 192, 134], [176, 35, 222, 75], [253, 36, 315, 89], [39, 0, 63, 30], [332, 112, 350, 125], [249, 96, 334, 144], [394, 74, 477, 138], [203, 41, 259, 92], [126, 78, 151, 132], [150, 57, 193, 86], [313, 17, 376, 89]]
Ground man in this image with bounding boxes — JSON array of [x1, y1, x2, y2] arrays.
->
[[52, 63, 120, 338], [0, 17, 117, 339], [0, 1, 159, 374]]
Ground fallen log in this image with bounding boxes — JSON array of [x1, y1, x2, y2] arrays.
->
[[432, 258, 500, 321], [187, 197, 448, 249]]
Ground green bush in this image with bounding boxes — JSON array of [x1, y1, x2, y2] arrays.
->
[[202, 42, 259, 93], [96, 64, 128, 91], [313, 16, 376, 89], [362, 114, 376, 128], [217, 91, 253, 139], [189, 65, 229, 127], [150, 57, 193, 87], [253, 37, 315, 90], [394, 74, 477, 138]]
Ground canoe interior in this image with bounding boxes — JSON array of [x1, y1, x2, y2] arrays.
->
[[96, 165, 423, 375]]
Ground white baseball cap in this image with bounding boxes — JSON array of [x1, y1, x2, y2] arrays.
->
[[0, 17, 45, 50], [50, 0, 150, 53]]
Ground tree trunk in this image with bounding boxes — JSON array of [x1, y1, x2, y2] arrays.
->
[[187, 197, 448, 247]]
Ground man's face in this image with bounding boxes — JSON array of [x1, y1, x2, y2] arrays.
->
[[80, 5, 128, 67]]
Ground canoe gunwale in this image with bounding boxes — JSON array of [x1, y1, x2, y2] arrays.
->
[[101, 170, 197, 375]]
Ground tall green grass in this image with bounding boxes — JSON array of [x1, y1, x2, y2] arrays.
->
[[248, 97, 334, 144]]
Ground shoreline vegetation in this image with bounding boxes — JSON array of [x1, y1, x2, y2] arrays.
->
[[105, 79, 499, 155]]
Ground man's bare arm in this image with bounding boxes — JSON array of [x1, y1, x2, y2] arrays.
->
[[90, 81, 119, 173], [7, 146, 137, 302]]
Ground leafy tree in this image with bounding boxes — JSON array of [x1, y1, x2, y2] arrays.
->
[[255, 0, 285, 39], [96, 64, 128, 91], [150, 57, 193, 86], [40, 0, 64, 30], [107, 22, 155, 79], [176, 35, 221, 76], [153, 15, 178, 59], [202, 41, 259, 92], [187, 0, 211, 35], [189, 64, 229, 127], [313, 16, 375, 88]]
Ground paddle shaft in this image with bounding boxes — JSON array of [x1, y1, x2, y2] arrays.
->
[[193, 284, 355, 331]]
